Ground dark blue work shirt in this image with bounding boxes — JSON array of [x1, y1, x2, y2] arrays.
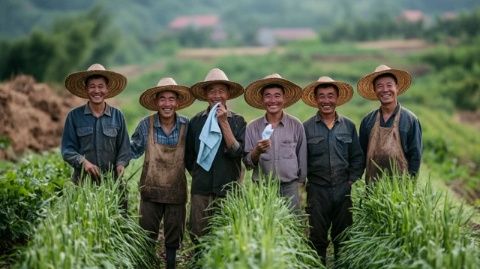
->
[[303, 113, 365, 186], [359, 104, 422, 177], [61, 103, 131, 181]]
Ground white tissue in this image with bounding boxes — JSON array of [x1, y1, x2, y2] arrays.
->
[[261, 124, 274, 140]]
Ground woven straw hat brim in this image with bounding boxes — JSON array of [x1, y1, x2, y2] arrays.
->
[[302, 81, 353, 108], [139, 85, 194, 111], [244, 77, 302, 109], [65, 70, 127, 99], [190, 80, 244, 101], [357, 69, 412, 101]]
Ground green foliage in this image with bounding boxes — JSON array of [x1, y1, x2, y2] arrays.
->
[[16, 178, 158, 269], [0, 152, 70, 255], [196, 179, 323, 269], [0, 6, 119, 82], [337, 176, 480, 269]]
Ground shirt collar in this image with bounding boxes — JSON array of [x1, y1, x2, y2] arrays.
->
[[379, 103, 400, 117], [154, 113, 185, 128], [263, 111, 286, 126], [83, 102, 112, 117], [315, 111, 339, 123]]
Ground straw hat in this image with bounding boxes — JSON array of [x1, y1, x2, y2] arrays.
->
[[357, 64, 412, 101], [139, 77, 194, 111], [244, 73, 302, 109], [302, 76, 353, 108], [190, 68, 244, 101], [64, 63, 127, 99]]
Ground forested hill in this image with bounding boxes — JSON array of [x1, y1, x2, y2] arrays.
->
[[2, 0, 478, 39]]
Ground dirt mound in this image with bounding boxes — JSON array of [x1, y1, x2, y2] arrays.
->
[[0, 75, 83, 160]]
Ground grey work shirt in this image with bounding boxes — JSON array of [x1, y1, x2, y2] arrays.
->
[[61, 103, 131, 181], [303, 113, 364, 186], [244, 112, 307, 183]]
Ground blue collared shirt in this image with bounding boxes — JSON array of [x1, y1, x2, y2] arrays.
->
[[130, 113, 189, 159], [61, 103, 131, 179]]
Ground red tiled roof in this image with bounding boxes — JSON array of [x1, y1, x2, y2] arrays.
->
[[169, 15, 220, 29]]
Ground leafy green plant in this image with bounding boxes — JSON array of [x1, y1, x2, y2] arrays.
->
[[0, 152, 70, 255], [195, 179, 323, 269], [337, 175, 480, 269]]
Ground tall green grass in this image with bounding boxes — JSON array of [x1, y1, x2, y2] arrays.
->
[[16, 178, 158, 269], [337, 175, 480, 269], [195, 179, 323, 269]]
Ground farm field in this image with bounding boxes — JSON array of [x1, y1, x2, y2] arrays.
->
[[2, 2, 480, 265]]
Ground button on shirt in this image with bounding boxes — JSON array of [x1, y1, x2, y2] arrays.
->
[[185, 108, 246, 197], [61, 103, 131, 180], [130, 113, 189, 159], [244, 113, 307, 183], [359, 104, 422, 177], [303, 113, 364, 186]]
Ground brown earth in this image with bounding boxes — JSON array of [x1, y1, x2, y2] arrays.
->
[[0, 75, 83, 160]]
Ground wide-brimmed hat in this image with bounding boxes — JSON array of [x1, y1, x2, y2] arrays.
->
[[302, 76, 353, 108], [64, 63, 127, 99], [139, 77, 194, 111], [357, 64, 412, 101], [190, 68, 244, 101], [244, 73, 302, 109]]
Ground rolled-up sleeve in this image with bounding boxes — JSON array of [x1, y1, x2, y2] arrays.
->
[[225, 115, 246, 158]]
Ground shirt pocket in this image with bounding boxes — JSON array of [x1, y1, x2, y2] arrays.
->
[[335, 134, 352, 159], [76, 126, 94, 152], [102, 124, 119, 151], [307, 136, 326, 156], [279, 140, 296, 159]]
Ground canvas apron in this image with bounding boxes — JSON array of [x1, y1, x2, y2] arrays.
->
[[365, 108, 408, 183], [139, 115, 187, 204]]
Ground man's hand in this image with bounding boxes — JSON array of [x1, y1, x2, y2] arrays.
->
[[216, 103, 228, 124], [116, 165, 125, 179], [255, 139, 271, 154], [82, 159, 100, 178]]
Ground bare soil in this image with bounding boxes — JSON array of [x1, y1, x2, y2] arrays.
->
[[0, 75, 83, 160]]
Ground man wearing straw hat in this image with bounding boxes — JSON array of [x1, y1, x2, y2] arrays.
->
[[302, 76, 364, 265], [243, 74, 307, 211], [357, 65, 422, 183], [61, 63, 131, 189], [130, 77, 194, 269], [185, 68, 246, 245]]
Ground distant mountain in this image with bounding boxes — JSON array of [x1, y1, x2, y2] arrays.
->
[[2, 0, 479, 39]]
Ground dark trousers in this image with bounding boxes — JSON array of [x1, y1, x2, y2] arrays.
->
[[306, 182, 352, 264], [139, 200, 186, 249]]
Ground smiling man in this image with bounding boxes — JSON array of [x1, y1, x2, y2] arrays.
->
[[302, 76, 364, 265], [243, 74, 306, 211], [185, 68, 246, 247], [357, 65, 422, 183], [130, 77, 194, 269], [62, 64, 130, 185]]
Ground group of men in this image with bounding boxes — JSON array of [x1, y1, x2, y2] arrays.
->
[[61, 63, 422, 268]]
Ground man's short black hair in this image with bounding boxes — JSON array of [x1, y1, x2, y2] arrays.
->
[[85, 74, 109, 86], [314, 83, 339, 97], [373, 73, 398, 87], [260, 83, 285, 95]]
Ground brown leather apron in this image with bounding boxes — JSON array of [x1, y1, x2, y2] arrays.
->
[[365, 108, 408, 183], [139, 115, 187, 204]]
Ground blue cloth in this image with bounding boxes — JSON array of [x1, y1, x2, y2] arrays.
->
[[197, 103, 222, 171]]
